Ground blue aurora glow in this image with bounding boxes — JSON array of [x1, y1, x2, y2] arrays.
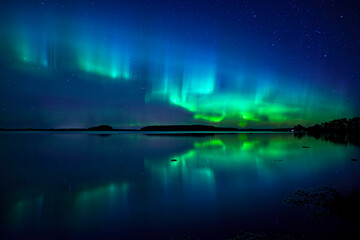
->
[[0, 0, 358, 128]]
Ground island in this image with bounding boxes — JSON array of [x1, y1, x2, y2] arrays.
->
[[0, 117, 359, 133], [88, 125, 114, 131]]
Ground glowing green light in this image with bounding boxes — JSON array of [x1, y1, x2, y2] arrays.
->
[[75, 36, 131, 80], [194, 113, 225, 122], [79, 60, 130, 80], [194, 139, 225, 149]]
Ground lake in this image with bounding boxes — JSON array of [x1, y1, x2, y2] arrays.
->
[[0, 132, 359, 239]]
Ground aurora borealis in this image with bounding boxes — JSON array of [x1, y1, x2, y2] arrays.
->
[[0, 0, 359, 128]]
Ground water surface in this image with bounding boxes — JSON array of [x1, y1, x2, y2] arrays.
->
[[0, 132, 359, 239]]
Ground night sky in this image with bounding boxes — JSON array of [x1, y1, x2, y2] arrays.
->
[[0, 0, 359, 129]]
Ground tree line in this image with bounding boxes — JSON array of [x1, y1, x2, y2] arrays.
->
[[294, 117, 360, 132]]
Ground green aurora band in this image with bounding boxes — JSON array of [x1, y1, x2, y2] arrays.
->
[[2, 11, 354, 128]]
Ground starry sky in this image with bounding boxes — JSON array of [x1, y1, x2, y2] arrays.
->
[[0, 0, 359, 129]]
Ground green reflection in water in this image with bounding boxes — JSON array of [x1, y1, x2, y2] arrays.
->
[[75, 183, 129, 218], [70, 182, 130, 230], [4, 133, 359, 235], [182, 134, 304, 163], [8, 195, 44, 227], [194, 138, 226, 149], [145, 134, 353, 193], [7, 182, 130, 230]]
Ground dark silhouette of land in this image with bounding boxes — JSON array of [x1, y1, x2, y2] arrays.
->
[[144, 133, 236, 137], [294, 117, 360, 133], [0, 125, 136, 131], [140, 125, 293, 131], [0, 124, 292, 132], [141, 125, 238, 131], [88, 125, 113, 131], [293, 117, 360, 147], [0, 117, 359, 134]]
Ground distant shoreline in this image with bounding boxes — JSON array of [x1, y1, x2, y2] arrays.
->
[[1, 116, 359, 133], [0, 124, 293, 132], [0, 128, 294, 132]]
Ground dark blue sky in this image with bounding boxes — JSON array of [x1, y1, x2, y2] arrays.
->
[[0, 0, 359, 128]]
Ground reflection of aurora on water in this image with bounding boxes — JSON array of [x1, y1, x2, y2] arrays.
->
[[3, 133, 360, 237], [75, 183, 129, 214], [8, 183, 130, 228], [144, 133, 356, 195]]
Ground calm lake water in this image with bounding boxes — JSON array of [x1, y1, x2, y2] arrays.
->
[[0, 132, 359, 239]]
